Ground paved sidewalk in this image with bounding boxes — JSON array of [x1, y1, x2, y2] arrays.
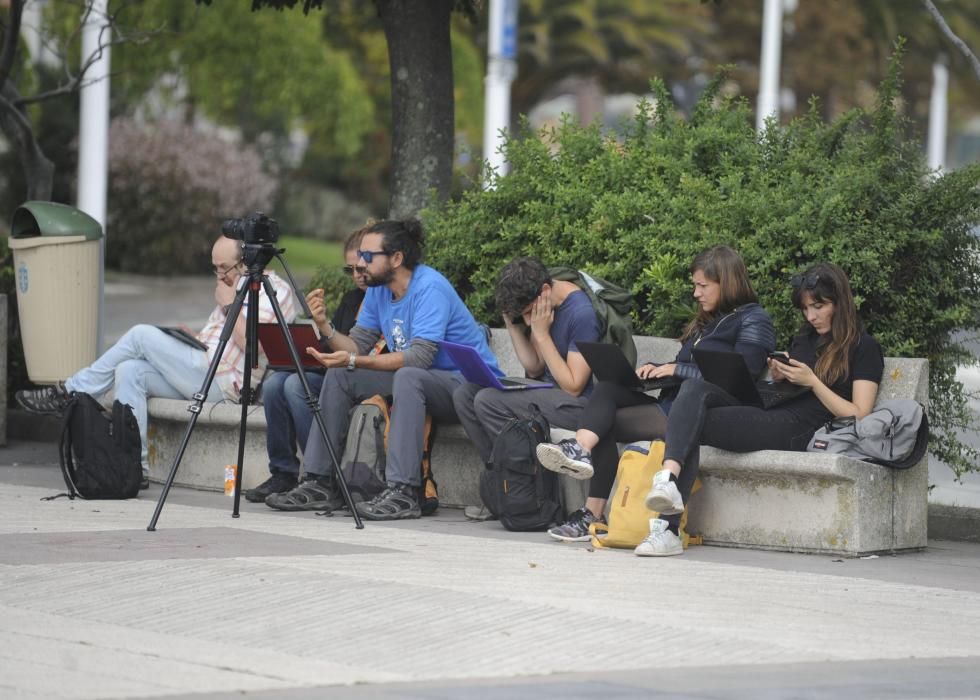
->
[[1, 439, 980, 699]]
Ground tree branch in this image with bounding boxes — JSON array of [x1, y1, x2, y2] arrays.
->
[[922, 0, 980, 81]]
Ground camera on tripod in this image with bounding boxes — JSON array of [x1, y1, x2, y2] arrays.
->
[[222, 212, 280, 268], [221, 212, 279, 245]]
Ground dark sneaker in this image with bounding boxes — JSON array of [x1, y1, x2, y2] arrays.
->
[[265, 475, 343, 512], [140, 476, 150, 491], [536, 439, 594, 480], [245, 471, 298, 503], [16, 383, 71, 415], [548, 507, 605, 542], [355, 483, 421, 521]]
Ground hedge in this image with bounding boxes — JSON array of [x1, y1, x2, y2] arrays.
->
[[422, 50, 980, 477]]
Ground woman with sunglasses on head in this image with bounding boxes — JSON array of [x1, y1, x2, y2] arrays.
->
[[635, 262, 884, 557], [536, 246, 776, 542]]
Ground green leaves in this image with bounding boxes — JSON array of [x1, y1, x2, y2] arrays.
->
[[424, 61, 980, 476]]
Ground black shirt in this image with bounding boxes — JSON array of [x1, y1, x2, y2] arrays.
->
[[781, 329, 884, 426]]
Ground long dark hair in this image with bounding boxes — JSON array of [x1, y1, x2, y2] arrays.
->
[[791, 262, 860, 386], [680, 246, 758, 342], [365, 219, 424, 269]]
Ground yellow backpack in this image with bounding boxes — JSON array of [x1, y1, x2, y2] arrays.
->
[[589, 441, 702, 549]]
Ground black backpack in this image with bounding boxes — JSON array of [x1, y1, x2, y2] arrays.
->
[[479, 405, 561, 531], [57, 392, 142, 499]]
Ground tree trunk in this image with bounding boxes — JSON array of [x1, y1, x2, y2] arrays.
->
[[0, 85, 54, 201], [377, 0, 455, 220]]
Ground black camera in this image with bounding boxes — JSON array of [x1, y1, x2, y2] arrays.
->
[[221, 212, 279, 245]]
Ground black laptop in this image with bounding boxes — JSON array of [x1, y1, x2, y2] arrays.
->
[[576, 341, 682, 392], [691, 348, 809, 409]]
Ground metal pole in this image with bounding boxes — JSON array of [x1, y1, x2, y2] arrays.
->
[[482, 0, 518, 186], [928, 59, 949, 173], [77, 0, 111, 354], [756, 0, 784, 132]]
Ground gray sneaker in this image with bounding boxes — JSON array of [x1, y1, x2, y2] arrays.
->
[[634, 518, 683, 557], [536, 439, 594, 480], [463, 505, 497, 522], [355, 483, 421, 521], [548, 508, 605, 542], [16, 383, 71, 415], [265, 476, 343, 512]]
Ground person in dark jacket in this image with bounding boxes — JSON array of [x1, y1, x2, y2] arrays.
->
[[536, 246, 776, 541], [635, 262, 882, 557]]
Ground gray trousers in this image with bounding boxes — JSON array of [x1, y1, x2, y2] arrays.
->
[[452, 383, 589, 464], [302, 366, 463, 486]]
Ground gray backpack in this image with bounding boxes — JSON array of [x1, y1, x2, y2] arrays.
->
[[339, 396, 389, 504], [806, 399, 929, 469]]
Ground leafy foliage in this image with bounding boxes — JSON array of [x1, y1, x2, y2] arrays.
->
[[105, 118, 277, 275], [422, 55, 980, 477]]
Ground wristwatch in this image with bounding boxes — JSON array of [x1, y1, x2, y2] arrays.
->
[[346, 351, 357, 371], [324, 321, 337, 341]]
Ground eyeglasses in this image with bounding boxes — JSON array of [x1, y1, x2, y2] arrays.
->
[[791, 272, 821, 290], [212, 262, 241, 278], [343, 265, 356, 275], [357, 249, 390, 264]]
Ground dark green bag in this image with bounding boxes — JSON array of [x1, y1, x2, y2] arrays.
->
[[549, 266, 637, 367]]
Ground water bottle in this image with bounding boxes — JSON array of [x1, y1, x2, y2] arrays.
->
[[224, 465, 237, 496]]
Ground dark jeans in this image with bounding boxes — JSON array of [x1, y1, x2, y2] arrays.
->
[[263, 370, 325, 475], [662, 378, 820, 529], [577, 381, 668, 500]]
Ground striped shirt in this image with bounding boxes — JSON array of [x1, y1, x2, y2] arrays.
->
[[197, 270, 297, 399]]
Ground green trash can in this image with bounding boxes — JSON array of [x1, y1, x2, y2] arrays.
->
[[8, 201, 103, 384]]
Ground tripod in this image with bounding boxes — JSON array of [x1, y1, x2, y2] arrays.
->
[[147, 242, 363, 530]]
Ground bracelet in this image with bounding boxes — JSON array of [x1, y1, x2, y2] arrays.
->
[[324, 321, 337, 341], [346, 351, 357, 371]]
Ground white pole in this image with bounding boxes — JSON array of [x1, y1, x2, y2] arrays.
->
[[928, 59, 949, 173], [77, 0, 111, 353], [756, 0, 784, 131], [482, 0, 518, 186]]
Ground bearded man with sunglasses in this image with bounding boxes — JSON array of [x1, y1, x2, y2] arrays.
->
[[265, 219, 499, 520], [15, 236, 297, 489]]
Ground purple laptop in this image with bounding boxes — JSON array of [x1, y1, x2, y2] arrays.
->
[[441, 340, 554, 391]]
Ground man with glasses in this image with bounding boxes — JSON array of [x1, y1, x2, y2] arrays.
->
[[245, 227, 376, 504], [265, 219, 499, 520], [16, 236, 297, 489]]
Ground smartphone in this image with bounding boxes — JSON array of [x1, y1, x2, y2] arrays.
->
[[768, 352, 793, 365]]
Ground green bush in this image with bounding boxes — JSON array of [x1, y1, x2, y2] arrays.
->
[[305, 265, 356, 320], [422, 51, 980, 477]]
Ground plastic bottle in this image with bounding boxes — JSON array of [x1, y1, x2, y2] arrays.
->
[[224, 465, 237, 496]]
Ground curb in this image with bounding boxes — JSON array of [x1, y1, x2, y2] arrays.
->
[[928, 503, 980, 543]]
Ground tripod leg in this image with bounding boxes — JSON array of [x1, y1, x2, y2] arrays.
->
[[261, 275, 364, 529], [231, 279, 262, 518], [148, 279, 250, 531]]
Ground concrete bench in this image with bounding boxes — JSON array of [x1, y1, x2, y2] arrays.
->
[[146, 331, 928, 556]]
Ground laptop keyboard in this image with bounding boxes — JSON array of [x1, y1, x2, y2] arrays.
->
[[499, 376, 548, 388]]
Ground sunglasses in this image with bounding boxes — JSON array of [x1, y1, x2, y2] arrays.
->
[[342, 265, 364, 275], [791, 272, 821, 290], [357, 249, 391, 264]]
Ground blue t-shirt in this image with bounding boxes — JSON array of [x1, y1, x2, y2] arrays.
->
[[357, 264, 500, 373], [543, 290, 600, 391]]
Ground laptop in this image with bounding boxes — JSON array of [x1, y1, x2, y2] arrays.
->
[[692, 348, 810, 409], [440, 341, 554, 391], [576, 341, 682, 392], [258, 323, 323, 371], [158, 326, 207, 351]]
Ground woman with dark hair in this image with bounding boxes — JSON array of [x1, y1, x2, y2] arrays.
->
[[536, 246, 776, 541], [636, 262, 883, 557]]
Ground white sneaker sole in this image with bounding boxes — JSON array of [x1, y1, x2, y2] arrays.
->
[[535, 444, 594, 480], [548, 529, 592, 543], [644, 490, 684, 516], [634, 543, 683, 557]]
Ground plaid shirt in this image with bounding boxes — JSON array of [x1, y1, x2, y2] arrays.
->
[[197, 270, 297, 399]]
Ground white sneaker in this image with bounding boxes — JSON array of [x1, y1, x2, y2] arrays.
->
[[644, 469, 684, 515], [535, 439, 594, 480], [634, 518, 683, 557]]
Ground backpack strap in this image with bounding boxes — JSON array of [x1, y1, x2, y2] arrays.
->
[[55, 394, 80, 500]]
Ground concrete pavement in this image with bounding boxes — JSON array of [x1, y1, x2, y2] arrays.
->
[[1, 438, 980, 699]]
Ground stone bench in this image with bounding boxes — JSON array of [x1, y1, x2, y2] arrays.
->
[[146, 331, 928, 556]]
